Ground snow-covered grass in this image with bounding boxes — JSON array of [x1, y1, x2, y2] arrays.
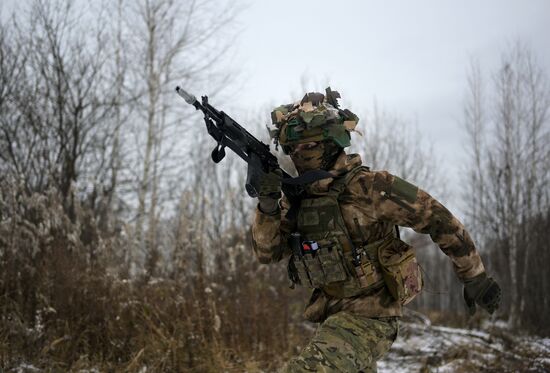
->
[[8, 317, 550, 373], [379, 319, 550, 372]]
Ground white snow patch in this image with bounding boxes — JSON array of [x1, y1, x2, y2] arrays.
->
[[378, 321, 550, 373], [14, 364, 41, 373]]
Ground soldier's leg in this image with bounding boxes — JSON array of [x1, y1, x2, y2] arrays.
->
[[283, 312, 398, 373]]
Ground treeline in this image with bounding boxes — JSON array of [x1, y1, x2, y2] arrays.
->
[[1, 0, 549, 371], [412, 43, 550, 336], [462, 44, 550, 332]]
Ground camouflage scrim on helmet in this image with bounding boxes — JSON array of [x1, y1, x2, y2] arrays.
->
[[268, 87, 360, 154]]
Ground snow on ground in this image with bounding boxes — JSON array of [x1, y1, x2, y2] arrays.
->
[[11, 364, 40, 373], [10, 315, 550, 372], [378, 317, 550, 373]]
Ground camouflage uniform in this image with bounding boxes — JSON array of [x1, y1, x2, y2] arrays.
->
[[251, 91, 487, 373], [284, 312, 398, 372]]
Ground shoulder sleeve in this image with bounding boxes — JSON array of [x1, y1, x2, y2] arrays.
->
[[362, 170, 485, 282], [251, 196, 294, 264]]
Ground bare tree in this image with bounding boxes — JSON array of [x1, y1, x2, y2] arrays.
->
[[0, 1, 121, 211], [127, 0, 239, 265], [463, 41, 550, 327], [462, 59, 489, 247]]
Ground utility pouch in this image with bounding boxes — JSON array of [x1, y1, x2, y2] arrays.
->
[[355, 242, 385, 290], [303, 254, 325, 287], [316, 244, 348, 284], [378, 238, 423, 305], [291, 255, 310, 286], [290, 240, 348, 288]]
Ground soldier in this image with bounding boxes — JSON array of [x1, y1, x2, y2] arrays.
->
[[251, 88, 501, 373]]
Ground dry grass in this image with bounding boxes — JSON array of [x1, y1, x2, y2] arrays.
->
[[0, 187, 313, 372], [2, 186, 546, 372]]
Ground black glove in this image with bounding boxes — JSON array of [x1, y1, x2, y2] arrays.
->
[[257, 168, 282, 214], [463, 272, 501, 316]]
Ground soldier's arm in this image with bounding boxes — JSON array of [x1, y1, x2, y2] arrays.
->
[[359, 171, 485, 282], [251, 196, 293, 264]]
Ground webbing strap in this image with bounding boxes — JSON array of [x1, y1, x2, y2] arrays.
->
[[283, 170, 335, 220], [361, 234, 393, 254], [285, 200, 301, 221], [281, 169, 334, 186], [328, 165, 369, 198], [352, 234, 394, 269], [284, 165, 368, 220]]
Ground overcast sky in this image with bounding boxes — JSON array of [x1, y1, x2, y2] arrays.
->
[[2, 0, 549, 216], [223, 0, 550, 214]]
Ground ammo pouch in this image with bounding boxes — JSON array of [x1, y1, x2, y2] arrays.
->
[[288, 231, 423, 303], [377, 237, 423, 305], [290, 238, 348, 289], [289, 244, 384, 299]]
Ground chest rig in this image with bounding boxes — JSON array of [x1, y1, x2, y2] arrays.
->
[[287, 166, 387, 298]]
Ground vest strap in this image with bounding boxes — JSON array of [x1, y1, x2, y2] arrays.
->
[[327, 165, 370, 198], [281, 169, 334, 185], [358, 234, 394, 261]]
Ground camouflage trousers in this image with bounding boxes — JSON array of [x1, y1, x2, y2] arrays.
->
[[282, 312, 399, 373]]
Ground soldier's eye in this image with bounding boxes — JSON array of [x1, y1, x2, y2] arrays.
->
[[303, 142, 319, 150], [296, 142, 320, 151], [289, 141, 321, 155]]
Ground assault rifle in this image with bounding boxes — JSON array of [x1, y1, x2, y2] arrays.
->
[[175, 87, 333, 200]]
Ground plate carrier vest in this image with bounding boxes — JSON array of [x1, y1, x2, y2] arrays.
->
[[287, 166, 423, 304]]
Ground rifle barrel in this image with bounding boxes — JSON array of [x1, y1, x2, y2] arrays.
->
[[175, 86, 197, 105]]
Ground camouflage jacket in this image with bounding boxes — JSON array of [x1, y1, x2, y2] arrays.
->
[[251, 152, 485, 321]]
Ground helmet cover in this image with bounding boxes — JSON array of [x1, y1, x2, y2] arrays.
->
[[268, 87, 360, 154]]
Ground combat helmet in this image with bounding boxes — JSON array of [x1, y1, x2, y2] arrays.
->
[[268, 87, 360, 154]]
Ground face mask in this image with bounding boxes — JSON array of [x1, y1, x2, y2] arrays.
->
[[290, 141, 342, 174]]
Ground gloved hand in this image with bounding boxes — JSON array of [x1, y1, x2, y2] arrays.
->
[[258, 168, 282, 214], [463, 272, 501, 316]]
